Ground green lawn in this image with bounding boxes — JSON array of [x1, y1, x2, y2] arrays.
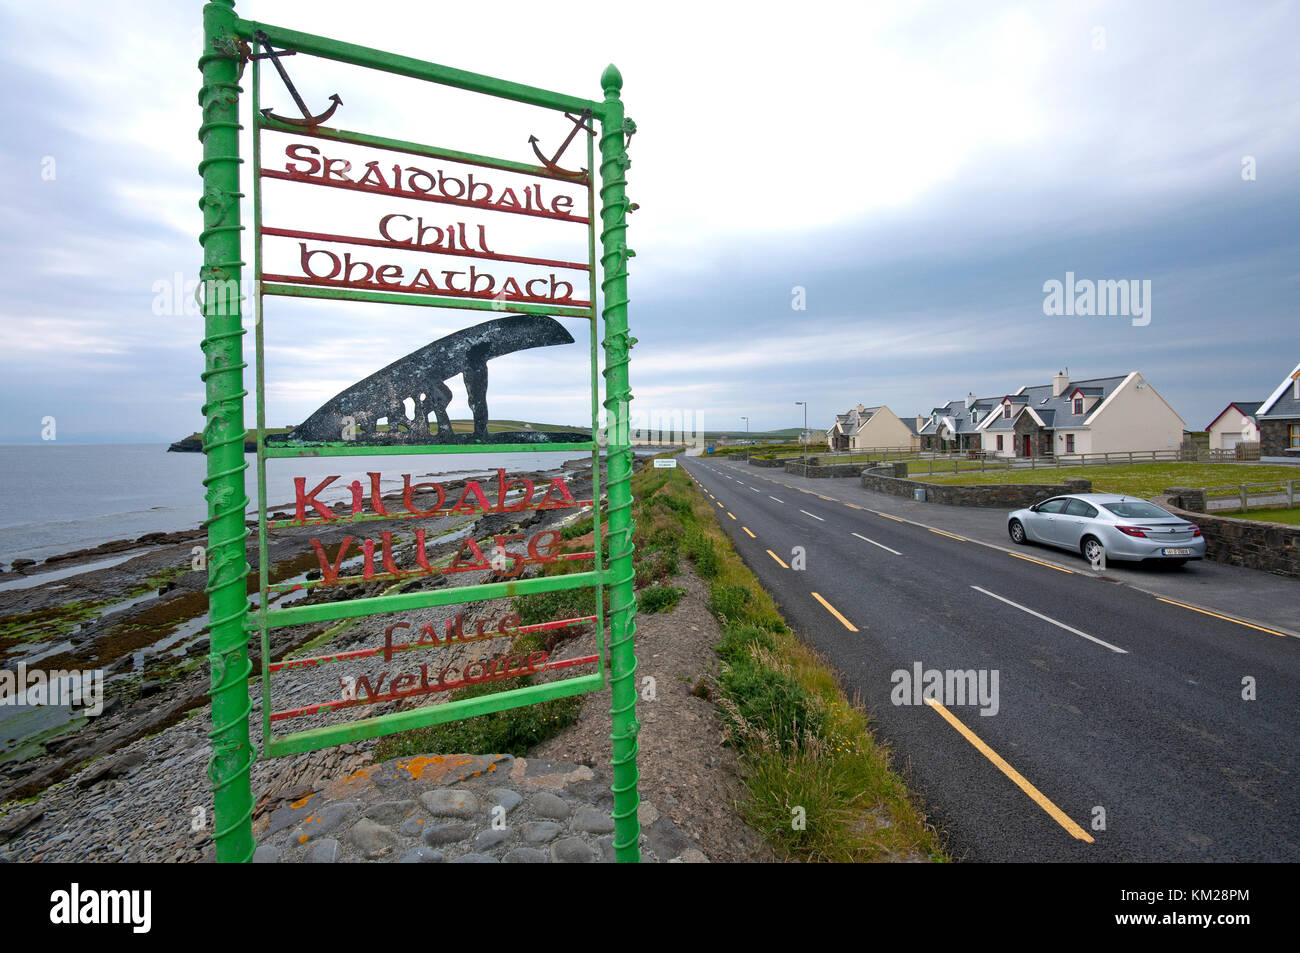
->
[[918, 462, 1300, 499], [1227, 507, 1300, 525]]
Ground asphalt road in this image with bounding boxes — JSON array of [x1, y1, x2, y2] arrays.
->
[[681, 455, 1300, 862]]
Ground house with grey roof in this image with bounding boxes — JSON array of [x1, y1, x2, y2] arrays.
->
[[1205, 401, 1263, 452], [1256, 362, 1300, 458], [829, 404, 919, 452], [916, 393, 1001, 453], [917, 371, 1185, 458]]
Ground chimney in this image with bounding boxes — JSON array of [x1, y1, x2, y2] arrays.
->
[[1053, 370, 1069, 397], [965, 392, 976, 409], [916, 414, 926, 431]]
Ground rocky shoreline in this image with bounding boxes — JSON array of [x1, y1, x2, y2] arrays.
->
[[0, 460, 598, 805]]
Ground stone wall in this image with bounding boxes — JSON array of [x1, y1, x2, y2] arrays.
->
[[747, 457, 786, 468], [783, 463, 866, 479], [859, 465, 1091, 508], [1259, 420, 1297, 458], [1157, 491, 1300, 577]]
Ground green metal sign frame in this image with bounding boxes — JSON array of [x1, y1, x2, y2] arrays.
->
[[198, 0, 639, 862]]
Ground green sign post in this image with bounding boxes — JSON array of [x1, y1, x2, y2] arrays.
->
[[197, 0, 639, 862]]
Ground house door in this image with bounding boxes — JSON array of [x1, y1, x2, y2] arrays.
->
[[1022, 434, 1032, 457]]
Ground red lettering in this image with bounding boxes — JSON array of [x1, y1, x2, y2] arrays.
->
[[535, 477, 577, 509], [309, 536, 354, 585], [402, 474, 445, 516], [299, 243, 340, 279], [528, 530, 562, 561], [384, 621, 410, 663], [284, 143, 322, 176], [358, 161, 388, 188], [496, 469, 534, 511], [295, 475, 339, 521], [451, 480, 493, 514]]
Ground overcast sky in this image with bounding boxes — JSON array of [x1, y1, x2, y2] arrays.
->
[[1, 0, 1296, 443]]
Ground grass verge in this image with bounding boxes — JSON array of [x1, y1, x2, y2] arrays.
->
[[918, 461, 1300, 498], [659, 461, 948, 861]]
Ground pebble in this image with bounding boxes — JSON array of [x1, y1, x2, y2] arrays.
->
[[551, 837, 597, 863], [306, 839, 342, 863], [530, 792, 571, 820], [364, 800, 417, 825], [450, 853, 498, 863], [487, 788, 522, 813], [502, 847, 548, 863], [348, 818, 398, 858], [572, 807, 614, 834], [252, 845, 279, 863], [423, 823, 473, 846], [399, 847, 446, 863], [473, 828, 513, 850], [421, 789, 479, 819], [521, 821, 563, 844]]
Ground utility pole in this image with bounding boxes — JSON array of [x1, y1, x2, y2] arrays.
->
[[741, 415, 749, 462], [795, 401, 807, 471]]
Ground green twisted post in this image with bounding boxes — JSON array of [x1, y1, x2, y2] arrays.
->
[[598, 63, 641, 862], [198, 0, 255, 863]]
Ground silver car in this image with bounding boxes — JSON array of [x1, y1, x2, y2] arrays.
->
[[1007, 493, 1205, 566]]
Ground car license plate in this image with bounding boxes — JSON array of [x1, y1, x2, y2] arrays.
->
[[1162, 548, 1192, 556]]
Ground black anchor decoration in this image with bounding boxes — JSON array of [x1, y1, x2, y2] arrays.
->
[[528, 109, 593, 178], [252, 30, 342, 128]]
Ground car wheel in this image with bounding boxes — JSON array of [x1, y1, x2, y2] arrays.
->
[[1081, 536, 1104, 564], [1009, 519, 1028, 545]]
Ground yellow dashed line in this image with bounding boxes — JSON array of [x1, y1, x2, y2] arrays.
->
[[925, 699, 1094, 843], [878, 512, 905, 523], [1009, 552, 1074, 574], [766, 549, 789, 569], [928, 528, 966, 541], [727, 512, 736, 520], [811, 592, 858, 632], [742, 526, 756, 538], [843, 503, 864, 510], [1156, 598, 1287, 637]]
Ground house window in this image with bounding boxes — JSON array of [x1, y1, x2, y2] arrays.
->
[[996, 435, 1003, 451], [1072, 397, 1084, 414], [1003, 404, 1011, 419], [1066, 434, 1075, 453], [1291, 424, 1300, 449]]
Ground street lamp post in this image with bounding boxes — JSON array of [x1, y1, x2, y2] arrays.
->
[[795, 401, 807, 472], [741, 416, 749, 462]]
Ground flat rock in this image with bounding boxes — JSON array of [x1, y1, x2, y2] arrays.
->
[[290, 802, 357, 843], [521, 821, 563, 844], [530, 792, 571, 820], [551, 837, 598, 863], [348, 818, 398, 858], [252, 845, 279, 864], [399, 847, 446, 863], [473, 828, 513, 851], [423, 823, 472, 846], [572, 806, 614, 834], [364, 799, 417, 825], [502, 847, 548, 864], [450, 853, 498, 863], [306, 839, 342, 863], [486, 788, 522, 813], [420, 788, 480, 819]]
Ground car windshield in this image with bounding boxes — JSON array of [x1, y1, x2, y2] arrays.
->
[[1102, 501, 1174, 519]]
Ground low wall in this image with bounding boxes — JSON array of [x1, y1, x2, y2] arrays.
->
[[784, 463, 866, 479], [1160, 490, 1300, 577], [859, 465, 1092, 508], [747, 457, 786, 468]]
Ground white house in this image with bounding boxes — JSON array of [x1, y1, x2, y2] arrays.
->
[[1205, 402, 1262, 451], [968, 370, 1184, 458]]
